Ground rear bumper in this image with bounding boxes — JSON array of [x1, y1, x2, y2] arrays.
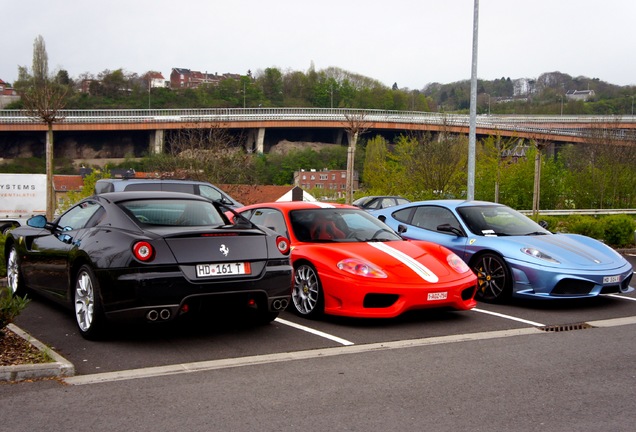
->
[[97, 265, 292, 321]]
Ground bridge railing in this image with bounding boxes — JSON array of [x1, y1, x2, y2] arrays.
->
[[0, 108, 634, 138]]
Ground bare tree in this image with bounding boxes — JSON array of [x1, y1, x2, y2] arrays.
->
[[148, 122, 253, 184], [342, 111, 369, 204], [16, 35, 68, 219]]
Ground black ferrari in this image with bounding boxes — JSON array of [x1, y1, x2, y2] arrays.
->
[[4, 191, 293, 339]]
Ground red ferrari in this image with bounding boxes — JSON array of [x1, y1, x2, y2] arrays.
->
[[235, 202, 478, 319]]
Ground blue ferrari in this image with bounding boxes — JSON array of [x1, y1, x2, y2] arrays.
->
[[371, 200, 634, 302]]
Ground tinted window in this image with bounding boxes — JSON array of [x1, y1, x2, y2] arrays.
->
[[244, 208, 288, 237], [159, 183, 195, 194], [198, 185, 224, 201], [119, 199, 224, 226], [125, 183, 162, 192], [57, 200, 103, 230], [411, 206, 461, 232]]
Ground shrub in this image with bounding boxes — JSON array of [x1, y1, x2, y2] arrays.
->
[[602, 215, 636, 248], [569, 217, 605, 240], [0, 287, 30, 331]]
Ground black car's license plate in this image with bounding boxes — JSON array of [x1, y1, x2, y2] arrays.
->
[[196, 262, 251, 277]]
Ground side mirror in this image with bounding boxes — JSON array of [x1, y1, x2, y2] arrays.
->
[[437, 223, 463, 236], [539, 220, 549, 229], [397, 224, 408, 234], [27, 214, 47, 228]]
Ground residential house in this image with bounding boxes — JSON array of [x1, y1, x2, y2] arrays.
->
[[294, 169, 357, 198], [566, 90, 595, 102], [0, 79, 20, 108], [170, 68, 242, 89]]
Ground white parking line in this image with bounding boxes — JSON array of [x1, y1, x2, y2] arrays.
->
[[472, 307, 545, 327], [275, 318, 354, 346], [606, 294, 636, 302]]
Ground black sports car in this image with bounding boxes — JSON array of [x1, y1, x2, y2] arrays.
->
[[4, 191, 293, 339]]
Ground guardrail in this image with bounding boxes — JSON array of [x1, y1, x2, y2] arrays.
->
[[518, 209, 636, 216]]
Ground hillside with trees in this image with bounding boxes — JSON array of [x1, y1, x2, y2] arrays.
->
[[6, 65, 634, 115]]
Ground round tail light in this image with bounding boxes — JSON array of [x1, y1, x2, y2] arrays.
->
[[133, 241, 155, 262], [275, 236, 291, 255]]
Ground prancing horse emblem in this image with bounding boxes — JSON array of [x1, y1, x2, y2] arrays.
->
[[220, 244, 229, 256]]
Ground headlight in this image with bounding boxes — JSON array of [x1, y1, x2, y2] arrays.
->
[[337, 259, 387, 278], [521, 247, 560, 263], [447, 253, 470, 273]]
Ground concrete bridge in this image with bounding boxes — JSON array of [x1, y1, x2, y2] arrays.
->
[[1, 108, 635, 154]]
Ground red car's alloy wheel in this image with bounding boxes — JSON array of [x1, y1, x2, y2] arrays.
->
[[292, 263, 323, 317]]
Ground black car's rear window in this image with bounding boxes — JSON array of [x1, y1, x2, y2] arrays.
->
[[118, 199, 225, 226]]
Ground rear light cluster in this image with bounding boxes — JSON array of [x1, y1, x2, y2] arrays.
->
[[276, 236, 291, 255], [133, 241, 154, 262]]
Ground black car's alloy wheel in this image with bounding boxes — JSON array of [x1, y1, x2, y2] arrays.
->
[[471, 253, 511, 303], [6, 246, 26, 296], [292, 263, 324, 317], [74, 265, 105, 339]]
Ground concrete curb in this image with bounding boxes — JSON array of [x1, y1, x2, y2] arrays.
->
[[0, 323, 75, 382]]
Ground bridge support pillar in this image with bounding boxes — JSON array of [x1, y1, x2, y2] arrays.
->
[[149, 129, 164, 154], [245, 128, 266, 153], [335, 129, 344, 145]]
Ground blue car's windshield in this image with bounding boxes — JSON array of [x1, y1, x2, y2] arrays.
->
[[457, 205, 550, 237]]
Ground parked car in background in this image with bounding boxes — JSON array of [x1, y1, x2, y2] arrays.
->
[[234, 201, 477, 319], [353, 196, 410, 210], [4, 191, 292, 339], [95, 178, 243, 209], [371, 200, 634, 302]]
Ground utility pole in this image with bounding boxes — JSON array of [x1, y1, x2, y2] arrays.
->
[[467, 0, 479, 201]]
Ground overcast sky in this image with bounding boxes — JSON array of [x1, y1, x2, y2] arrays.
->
[[2, 0, 635, 90]]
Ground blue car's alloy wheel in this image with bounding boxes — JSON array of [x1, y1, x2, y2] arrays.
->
[[471, 253, 511, 303]]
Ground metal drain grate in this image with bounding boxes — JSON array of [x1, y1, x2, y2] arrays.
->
[[538, 322, 594, 332]]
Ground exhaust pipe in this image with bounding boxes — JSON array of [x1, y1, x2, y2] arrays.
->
[[272, 299, 289, 310], [159, 309, 171, 320], [147, 309, 159, 321]]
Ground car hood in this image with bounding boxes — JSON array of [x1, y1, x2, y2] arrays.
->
[[490, 233, 627, 269], [300, 240, 460, 283]]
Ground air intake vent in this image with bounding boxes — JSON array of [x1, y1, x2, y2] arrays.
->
[[538, 322, 594, 332]]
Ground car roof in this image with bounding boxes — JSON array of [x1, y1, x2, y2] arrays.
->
[[238, 201, 357, 211], [95, 190, 212, 203], [398, 199, 503, 210]]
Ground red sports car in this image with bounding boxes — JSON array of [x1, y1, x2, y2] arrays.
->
[[235, 202, 478, 318]]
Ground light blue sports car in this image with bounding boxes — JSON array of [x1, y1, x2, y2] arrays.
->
[[371, 200, 634, 302]]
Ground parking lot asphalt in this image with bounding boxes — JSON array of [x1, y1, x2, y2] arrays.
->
[[3, 250, 636, 383]]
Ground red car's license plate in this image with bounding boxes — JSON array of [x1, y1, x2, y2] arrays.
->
[[427, 292, 448, 301], [196, 262, 251, 277]]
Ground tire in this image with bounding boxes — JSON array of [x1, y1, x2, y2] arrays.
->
[[292, 263, 324, 318], [471, 252, 512, 303], [6, 245, 27, 297], [74, 265, 106, 340]]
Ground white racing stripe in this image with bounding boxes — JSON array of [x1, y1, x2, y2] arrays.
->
[[367, 242, 439, 283]]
